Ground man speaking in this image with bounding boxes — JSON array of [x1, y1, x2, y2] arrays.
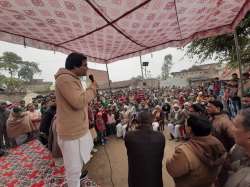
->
[[55, 53, 97, 187]]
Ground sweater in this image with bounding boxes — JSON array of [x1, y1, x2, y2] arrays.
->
[[55, 68, 96, 140]]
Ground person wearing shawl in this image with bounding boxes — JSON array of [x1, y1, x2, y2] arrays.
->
[[27, 103, 41, 132], [6, 106, 33, 146], [166, 114, 227, 187], [152, 105, 164, 131]]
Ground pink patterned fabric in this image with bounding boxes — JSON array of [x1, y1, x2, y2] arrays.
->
[[0, 0, 249, 63]]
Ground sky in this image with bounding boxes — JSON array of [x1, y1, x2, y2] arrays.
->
[[0, 41, 200, 82]]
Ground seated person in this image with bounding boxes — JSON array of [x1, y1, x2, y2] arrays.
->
[[116, 106, 130, 138], [152, 105, 164, 131], [125, 110, 165, 187], [162, 101, 171, 120], [168, 104, 186, 140], [166, 114, 226, 187], [27, 103, 41, 132], [223, 108, 250, 187], [6, 107, 33, 147]]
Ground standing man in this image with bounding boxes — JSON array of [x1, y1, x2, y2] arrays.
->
[[55, 53, 97, 187], [227, 73, 241, 117], [0, 101, 10, 150], [125, 110, 165, 187]]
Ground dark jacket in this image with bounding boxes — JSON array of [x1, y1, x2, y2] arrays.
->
[[39, 106, 56, 145], [125, 125, 165, 187], [167, 135, 226, 187], [0, 108, 10, 148], [40, 106, 56, 136]]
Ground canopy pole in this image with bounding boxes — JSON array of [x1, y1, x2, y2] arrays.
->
[[140, 55, 144, 79], [105, 62, 112, 95], [233, 30, 244, 96], [23, 37, 26, 48]]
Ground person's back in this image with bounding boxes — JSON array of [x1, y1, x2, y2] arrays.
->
[[167, 114, 226, 187], [221, 109, 250, 187], [211, 112, 235, 151], [39, 105, 56, 145], [125, 111, 165, 187], [7, 107, 33, 146]]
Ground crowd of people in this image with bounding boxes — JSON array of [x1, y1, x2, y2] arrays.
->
[[0, 54, 250, 187]]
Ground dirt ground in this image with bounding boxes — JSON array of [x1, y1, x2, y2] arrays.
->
[[87, 129, 177, 187]]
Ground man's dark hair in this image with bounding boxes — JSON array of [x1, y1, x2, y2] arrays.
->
[[232, 73, 238, 76], [239, 108, 250, 131], [137, 110, 153, 126], [13, 106, 22, 113], [191, 103, 205, 113], [65, 52, 87, 70], [208, 100, 224, 112], [187, 114, 211, 136]]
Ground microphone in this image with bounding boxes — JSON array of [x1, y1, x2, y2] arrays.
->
[[89, 74, 94, 83]]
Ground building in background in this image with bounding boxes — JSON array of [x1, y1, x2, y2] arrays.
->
[[98, 78, 160, 91], [87, 68, 109, 86], [171, 63, 225, 86]]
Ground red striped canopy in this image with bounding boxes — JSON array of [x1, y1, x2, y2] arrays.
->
[[0, 0, 249, 63]]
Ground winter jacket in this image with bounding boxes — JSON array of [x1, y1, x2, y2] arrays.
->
[[7, 112, 33, 138], [125, 125, 165, 187], [55, 68, 96, 140], [167, 135, 227, 187]]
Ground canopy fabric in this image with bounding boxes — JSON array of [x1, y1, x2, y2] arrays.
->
[[0, 0, 249, 63]]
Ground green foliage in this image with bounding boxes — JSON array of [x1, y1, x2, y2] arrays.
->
[[0, 77, 25, 93], [186, 11, 250, 68], [0, 52, 41, 82], [18, 61, 41, 82], [162, 54, 173, 80], [0, 52, 41, 93], [0, 52, 22, 78]]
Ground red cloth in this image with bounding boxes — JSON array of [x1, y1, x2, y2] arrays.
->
[[179, 96, 185, 107], [136, 90, 145, 102], [102, 110, 108, 125], [214, 82, 221, 94], [96, 112, 106, 132]]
